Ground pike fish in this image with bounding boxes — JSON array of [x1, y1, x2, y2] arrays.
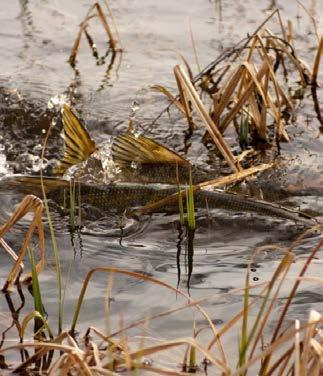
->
[[1, 104, 317, 226]]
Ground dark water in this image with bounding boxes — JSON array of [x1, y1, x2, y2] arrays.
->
[[0, 0, 322, 371]]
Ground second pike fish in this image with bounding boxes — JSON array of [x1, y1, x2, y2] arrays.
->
[[3, 104, 317, 226]]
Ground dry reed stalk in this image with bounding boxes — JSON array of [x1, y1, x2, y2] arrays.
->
[[300, 310, 322, 374], [265, 28, 308, 86], [69, 1, 119, 67], [0, 238, 24, 270], [174, 67, 195, 130], [173, 65, 240, 172], [212, 65, 245, 124], [150, 85, 186, 114], [3, 341, 92, 376], [95, 2, 117, 50], [233, 318, 323, 376], [312, 36, 323, 85], [253, 33, 290, 140], [103, 337, 229, 373], [218, 60, 270, 132], [69, 266, 226, 368], [0, 195, 45, 291]]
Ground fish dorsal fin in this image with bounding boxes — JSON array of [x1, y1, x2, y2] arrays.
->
[[112, 133, 189, 167], [53, 104, 96, 175]]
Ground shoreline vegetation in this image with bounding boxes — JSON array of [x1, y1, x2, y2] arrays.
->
[[0, 1, 322, 374]]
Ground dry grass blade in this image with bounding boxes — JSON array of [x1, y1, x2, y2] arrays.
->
[[296, 0, 321, 42], [174, 66, 195, 130], [103, 337, 230, 373], [312, 36, 323, 85], [20, 311, 50, 339], [218, 59, 270, 134], [0, 195, 45, 291], [301, 310, 322, 374], [13, 331, 70, 373], [174, 65, 241, 172], [212, 65, 245, 124], [233, 318, 323, 376], [70, 266, 226, 367], [265, 28, 308, 86], [140, 364, 192, 375], [69, 1, 119, 67], [0, 238, 24, 270], [260, 238, 323, 373], [1, 342, 92, 376], [151, 85, 186, 113], [95, 2, 117, 50], [247, 252, 294, 361]]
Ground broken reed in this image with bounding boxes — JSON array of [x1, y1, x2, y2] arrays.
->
[[154, 13, 321, 170], [69, 1, 121, 68]]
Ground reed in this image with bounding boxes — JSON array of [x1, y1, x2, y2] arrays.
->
[[69, 1, 122, 68]]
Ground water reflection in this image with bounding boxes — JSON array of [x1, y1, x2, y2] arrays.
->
[[176, 223, 195, 291]]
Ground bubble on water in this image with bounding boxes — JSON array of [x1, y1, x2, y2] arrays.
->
[[51, 116, 57, 126], [0, 143, 5, 152], [42, 129, 46, 134], [33, 144, 43, 153], [131, 161, 138, 169], [133, 130, 142, 139], [0, 154, 8, 175], [130, 100, 139, 116]]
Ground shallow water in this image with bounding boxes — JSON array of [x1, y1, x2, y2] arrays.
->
[[0, 0, 322, 372]]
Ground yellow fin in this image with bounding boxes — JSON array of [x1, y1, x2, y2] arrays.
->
[[3, 175, 70, 196], [112, 133, 189, 167], [53, 104, 96, 175]]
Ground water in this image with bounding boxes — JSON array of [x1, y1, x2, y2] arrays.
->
[[0, 0, 322, 371]]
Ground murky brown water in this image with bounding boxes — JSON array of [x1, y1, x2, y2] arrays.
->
[[0, 0, 322, 372]]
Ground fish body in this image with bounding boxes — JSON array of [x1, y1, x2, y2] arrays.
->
[[0, 104, 317, 226], [1, 175, 316, 226]]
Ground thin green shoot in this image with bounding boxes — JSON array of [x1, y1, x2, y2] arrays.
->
[[186, 167, 196, 230], [189, 319, 197, 371], [40, 120, 63, 334], [63, 188, 67, 212], [238, 253, 293, 368], [239, 263, 250, 370], [28, 247, 52, 338], [176, 163, 185, 226], [178, 186, 185, 226], [239, 114, 249, 148], [69, 179, 76, 232], [189, 17, 202, 73]]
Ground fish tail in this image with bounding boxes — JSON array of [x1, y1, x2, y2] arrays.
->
[[52, 104, 96, 175], [198, 190, 317, 226], [0, 175, 70, 196]]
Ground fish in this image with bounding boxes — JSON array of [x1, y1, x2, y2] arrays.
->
[[0, 104, 317, 226], [50, 104, 211, 185]]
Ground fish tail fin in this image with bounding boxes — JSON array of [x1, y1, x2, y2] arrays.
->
[[52, 104, 96, 175], [0, 175, 70, 196]]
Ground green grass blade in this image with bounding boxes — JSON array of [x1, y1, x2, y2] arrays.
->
[[187, 167, 195, 230]]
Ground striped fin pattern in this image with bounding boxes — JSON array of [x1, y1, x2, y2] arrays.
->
[[112, 133, 189, 167], [53, 104, 96, 175]]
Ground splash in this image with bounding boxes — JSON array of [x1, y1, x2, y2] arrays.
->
[[47, 94, 69, 110], [64, 138, 121, 184]]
